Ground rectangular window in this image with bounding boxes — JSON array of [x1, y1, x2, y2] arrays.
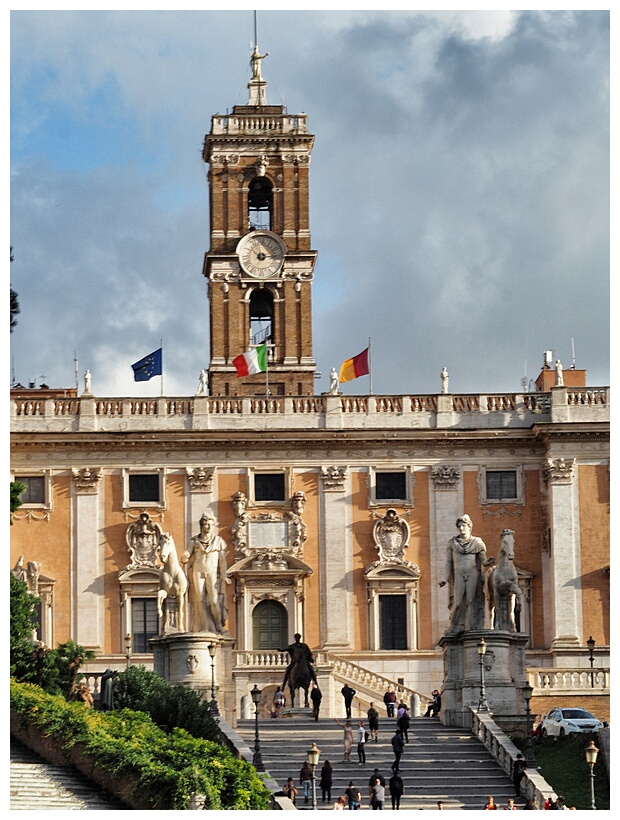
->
[[254, 473, 286, 502], [131, 598, 159, 653], [485, 470, 517, 500], [376, 471, 407, 501], [128, 474, 160, 503], [380, 595, 407, 650], [15, 476, 45, 504]]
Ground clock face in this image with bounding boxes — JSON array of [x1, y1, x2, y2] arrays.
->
[[238, 233, 284, 279]]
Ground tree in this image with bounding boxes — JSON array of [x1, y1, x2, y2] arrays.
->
[[11, 481, 26, 525], [10, 247, 19, 332], [10, 573, 40, 680], [54, 640, 96, 697]]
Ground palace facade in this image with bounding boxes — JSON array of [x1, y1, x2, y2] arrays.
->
[[10, 46, 609, 724]]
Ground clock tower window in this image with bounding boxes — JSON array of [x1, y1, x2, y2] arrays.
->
[[249, 287, 274, 347], [248, 176, 272, 230]]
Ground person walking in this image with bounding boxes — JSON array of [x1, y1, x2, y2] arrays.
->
[[367, 702, 380, 742], [311, 683, 323, 721], [273, 686, 286, 718], [388, 770, 404, 811], [320, 760, 333, 803], [397, 709, 410, 743], [341, 683, 356, 718], [300, 760, 313, 804], [334, 717, 354, 762], [370, 777, 385, 810], [383, 685, 397, 718], [345, 781, 361, 810], [282, 777, 298, 805], [356, 721, 367, 764], [368, 769, 386, 797], [512, 753, 527, 797], [396, 700, 409, 719], [391, 728, 405, 772], [424, 690, 441, 717]]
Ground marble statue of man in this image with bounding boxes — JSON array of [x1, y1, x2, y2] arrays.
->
[[439, 515, 493, 634], [329, 367, 340, 395], [182, 513, 230, 633], [441, 367, 449, 394], [555, 359, 564, 386]]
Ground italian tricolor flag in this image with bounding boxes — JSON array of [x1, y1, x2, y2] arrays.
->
[[233, 343, 268, 377]]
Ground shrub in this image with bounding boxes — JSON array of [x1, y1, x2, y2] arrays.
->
[[113, 664, 220, 742], [11, 680, 271, 810]]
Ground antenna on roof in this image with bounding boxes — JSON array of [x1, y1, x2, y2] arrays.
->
[[74, 350, 79, 390], [571, 338, 576, 369], [521, 359, 528, 393]]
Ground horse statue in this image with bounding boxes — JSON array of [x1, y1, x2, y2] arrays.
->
[[283, 655, 313, 708], [157, 533, 187, 633], [485, 529, 522, 632], [281, 635, 317, 708]]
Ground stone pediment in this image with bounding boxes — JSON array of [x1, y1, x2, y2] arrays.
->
[[365, 561, 421, 580], [227, 552, 313, 577]]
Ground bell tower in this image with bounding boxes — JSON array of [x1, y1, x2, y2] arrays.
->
[[202, 44, 317, 396]]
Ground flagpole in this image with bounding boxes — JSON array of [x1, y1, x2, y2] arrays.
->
[[160, 339, 164, 397], [265, 342, 269, 399], [368, 337, 373, 395]]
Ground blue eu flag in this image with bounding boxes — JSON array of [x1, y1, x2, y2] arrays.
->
[[131, 348, 163, 381]]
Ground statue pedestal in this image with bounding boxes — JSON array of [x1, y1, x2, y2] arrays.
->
[[439, 629, 529, 733], [150, 632, 235, 720]]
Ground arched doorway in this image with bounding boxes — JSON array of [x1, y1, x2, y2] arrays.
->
[[252, 599, 288, 650]]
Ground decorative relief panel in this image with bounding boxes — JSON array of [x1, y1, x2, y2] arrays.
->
[[543, 458, 576, 485], [71, 467, 102, 494], [366, 508, 419, 574], [320, 466, 348, 491], [186, 467, 214, 493], [123, 512, 162, 570], [430, 465, 461, 490], [231, 493, 307, 559]]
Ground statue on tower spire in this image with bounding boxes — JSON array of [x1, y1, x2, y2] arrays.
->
[[248, 11, 269, 106], [248, 43, 269, 106]]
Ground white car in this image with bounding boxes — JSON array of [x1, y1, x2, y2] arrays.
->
[[540, 707, 603, 737]]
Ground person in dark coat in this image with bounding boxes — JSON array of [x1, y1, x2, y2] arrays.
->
[[424, 689, 442, 717], [341, 683, 356, 719], [512, 753, 527, 797], [383, 686, 397, 718], [310, 684, 322, 721], [397, 709, 410, 743], [388, 771, 404, 811], [319, 760, 333, 803], [391, 728, 405, 772]]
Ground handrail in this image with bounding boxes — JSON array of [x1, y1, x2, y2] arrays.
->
[[329, 654, 431, 709], [527, 667, 610, 693]]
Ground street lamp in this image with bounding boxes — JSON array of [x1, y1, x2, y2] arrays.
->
[[124, 633, 132, 668], [250, 684, 264, 771], [585, 739, 599, 810], [522, 683, 537, 767], [207, 642, 220, 717], [586, 636, 596, 688], [477, 638, 489, 712], [307, 742, 321, 810]]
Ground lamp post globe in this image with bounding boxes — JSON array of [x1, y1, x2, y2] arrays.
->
[[585, 740, 599, 810], [307, 742, 321, 810]]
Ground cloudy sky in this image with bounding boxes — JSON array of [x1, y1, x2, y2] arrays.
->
[[9, 7, 610, 397]]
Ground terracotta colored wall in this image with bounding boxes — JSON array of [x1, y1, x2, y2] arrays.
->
[[578, 465, 610, 645], [462, 469, 546, 649], [11, 475, 73, 645], [350, 471, 371, 649]]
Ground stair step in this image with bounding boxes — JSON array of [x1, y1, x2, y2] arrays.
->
[[236, 715, 523, 810], [10, 737, 128, 811]]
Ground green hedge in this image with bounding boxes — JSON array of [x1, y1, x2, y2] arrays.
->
[[11, 680, 271, 810]]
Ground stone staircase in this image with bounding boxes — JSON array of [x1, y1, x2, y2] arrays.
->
[[236, 711, 524, 810], [10, 736, 129, 810]]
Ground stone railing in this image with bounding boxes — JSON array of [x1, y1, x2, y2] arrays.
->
[[10, 387, 609, 434], [329, 655, 431, 711], [211, 113, 309, 135], [527, 667, 610, 694], [471, 710, 557, 810], [233, 649, 330, 670]]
